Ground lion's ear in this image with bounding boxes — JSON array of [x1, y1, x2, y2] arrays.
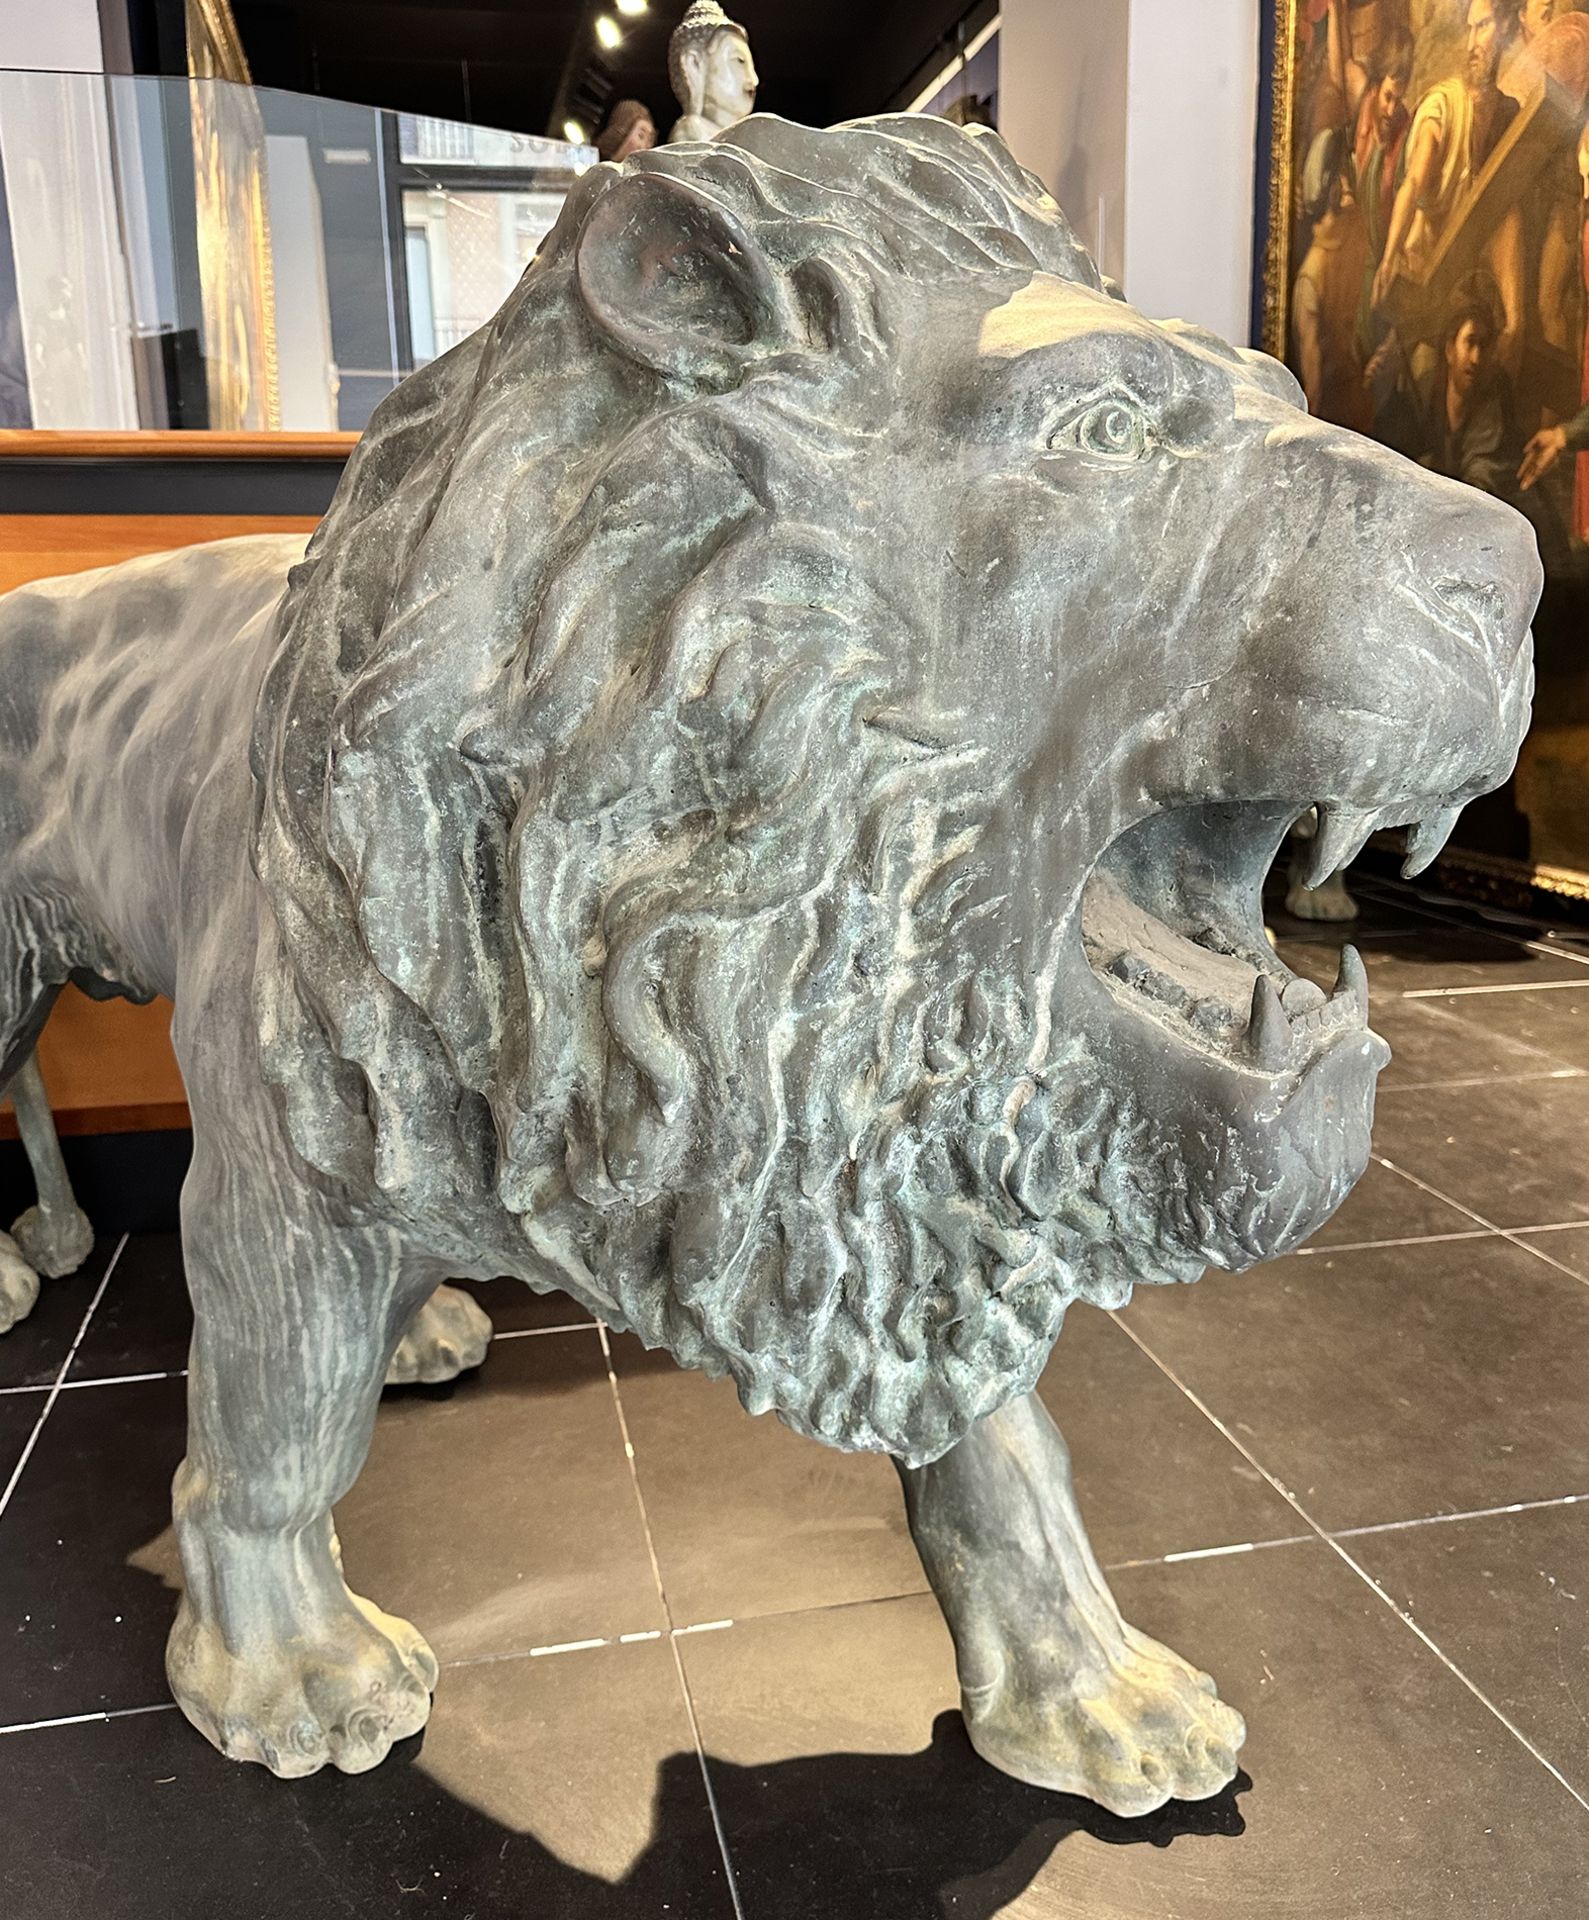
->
[[575, 170, 791, 385]]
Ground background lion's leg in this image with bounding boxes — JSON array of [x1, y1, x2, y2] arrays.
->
[[385, 1282, 493, 1386], [6, 1053, 94, 1280], [0, 975, 75, 1330], [167, 1137, 440, 1778], [896, 1390, 1244, 1818]]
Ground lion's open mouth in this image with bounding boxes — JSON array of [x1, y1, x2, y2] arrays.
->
[[1078, 802, 1371, 1076]]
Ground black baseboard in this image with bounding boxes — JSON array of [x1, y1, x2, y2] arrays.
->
[[0, 1129, 191, 1237], [0, 457, 344, 515]]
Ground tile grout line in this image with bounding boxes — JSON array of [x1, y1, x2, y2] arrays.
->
[[596, 1324, 747, 1920], [1295, 1227, 1497, 1257], [594, 1325, 676, 1635], [0, 1323, 606, 1397], [0, 1237, 127, 1528], [492, 1322, 599, 1342], [1104, 1536, 1314, 1572], [1400, 978, 1589, 999], [1330, 1491, 1589, 1542], [665, 1633, 748, 1920], [0, 1701, 178, 1739], [1370, 1153, 1589, 1293], [1105, 1310, 1589, 1816], [0, 1367, 185, 1397], [1167, 1219, 1587, 1262], [1377, 1069, 1587, 1092]]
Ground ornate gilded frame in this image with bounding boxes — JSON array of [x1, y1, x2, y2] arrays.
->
[[1258, 0, 1301, 361]]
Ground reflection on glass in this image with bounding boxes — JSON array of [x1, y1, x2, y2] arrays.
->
[[0, 71, 596, 434]]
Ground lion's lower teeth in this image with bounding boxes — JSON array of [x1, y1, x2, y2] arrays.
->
[[1281, 978, 1327, 1016]]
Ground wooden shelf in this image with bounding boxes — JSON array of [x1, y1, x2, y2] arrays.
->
[[0, 514, 320, 596], [0, 991, 189, 1140], [0, 430, 358, 461]]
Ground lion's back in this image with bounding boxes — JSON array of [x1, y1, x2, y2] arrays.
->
[[0, 532, 302, 763], [0, 533, 306, 985]]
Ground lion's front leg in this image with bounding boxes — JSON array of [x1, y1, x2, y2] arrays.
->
[[897, 1391, 1244, 1818], [167, 1141, 440, 1778]]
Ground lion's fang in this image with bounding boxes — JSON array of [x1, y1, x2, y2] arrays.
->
[[1332, 943, 1368, 1009], [1302, 805, 1380, 889], [1401, 807, 1460, 878], [1247, 973, 1292, 1070]]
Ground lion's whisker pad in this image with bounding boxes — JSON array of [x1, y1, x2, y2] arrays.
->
[[0, 113, 1538, 1817]]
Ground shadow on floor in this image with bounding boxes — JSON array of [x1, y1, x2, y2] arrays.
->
[[212, 1715, 1250, 1919], [697, 1714, 1248, 1916]]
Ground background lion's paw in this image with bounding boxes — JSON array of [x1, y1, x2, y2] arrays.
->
[[11, 1202, 94, 1279], [1285, 874, 1360, 922], [0, 1232, 40, 1335], [385, 1282, 493, 1387]]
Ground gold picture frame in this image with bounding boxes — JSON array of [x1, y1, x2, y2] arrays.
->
[[1260, 0, 1302, 359]]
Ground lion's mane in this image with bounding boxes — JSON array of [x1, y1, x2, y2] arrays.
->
[[249, 116, 1136, 1460]]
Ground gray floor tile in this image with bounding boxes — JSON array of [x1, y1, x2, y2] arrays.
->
[[341, 1330, 666, 1661], [1409, 980, 1589, 1069], [1508, 1223, 1589, 1280], [1350, 1500, 1589, 1792], [609, 1330, 927, 1624], [1305, 1154, 1481, 1247], [1118, 1236, 1589, 1532], [0, 1238, 118, 1389], [1369, 1074, 1589, 1228], [0, 1638, 733, 1918], [1040, 1302, 1301, 1562]]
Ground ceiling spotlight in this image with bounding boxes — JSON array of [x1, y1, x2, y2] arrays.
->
[[562, 118, 588, 144], [595, 13, 622, 48], [616, 0, 648, 14]]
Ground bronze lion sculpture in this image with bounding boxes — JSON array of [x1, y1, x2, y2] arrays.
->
[[0, 115, 1537, 1815]]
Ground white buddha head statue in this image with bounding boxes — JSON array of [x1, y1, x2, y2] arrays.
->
[[669, 2, 759, 137]]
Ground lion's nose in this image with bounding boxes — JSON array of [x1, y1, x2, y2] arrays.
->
[[1428, 578, 1515, 667], [1419, 488, 1542, 678]]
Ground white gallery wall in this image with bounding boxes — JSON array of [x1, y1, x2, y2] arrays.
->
[[0, 0, 106, 72], [998, 0, 1130, 287], [1000, 0, 1262, 345]]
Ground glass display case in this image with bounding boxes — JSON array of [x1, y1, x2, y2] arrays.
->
[[0, 69, 595, 437]]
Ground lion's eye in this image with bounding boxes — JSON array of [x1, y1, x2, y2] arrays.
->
[[1046, 393, 1153, 462]]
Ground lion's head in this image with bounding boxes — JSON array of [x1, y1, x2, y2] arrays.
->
[[250, 115, 1537, 1466]]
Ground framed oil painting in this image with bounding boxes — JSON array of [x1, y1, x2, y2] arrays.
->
[[1261, 0, 1589, 901]]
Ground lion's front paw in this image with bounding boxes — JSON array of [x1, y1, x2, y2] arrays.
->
[[168, 1588, 439, 1778], [10, 1202, 94, 1280], [960, 1617, 1245, 1818], [0, 1232, 40, 1335], [386, 1282, 493, 1386]]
